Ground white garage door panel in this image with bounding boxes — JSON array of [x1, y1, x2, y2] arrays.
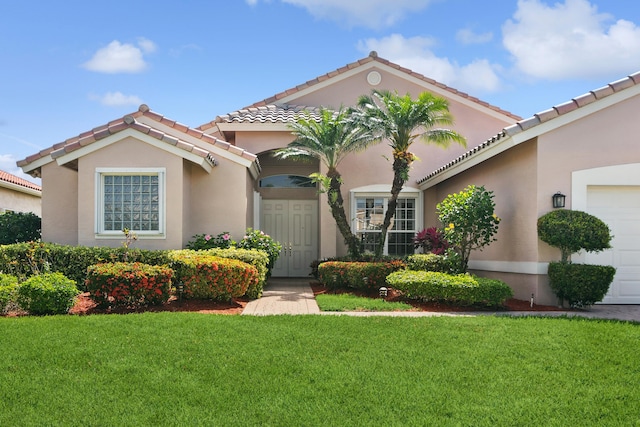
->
[[586, 186, 640, 304]]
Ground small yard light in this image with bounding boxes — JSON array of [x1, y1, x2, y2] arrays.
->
[[552, 192, 566, 209], [379, 286, 388, 298], [177, 283, 184, 301]]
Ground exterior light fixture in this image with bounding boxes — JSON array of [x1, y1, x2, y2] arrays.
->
[[552, 192, 566, 209], [379, 287, 388, 298]]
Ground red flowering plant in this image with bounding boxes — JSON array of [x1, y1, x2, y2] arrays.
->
[[85, 262, 173, 308], [413, 227, 449, 255], [170, 251, 259, 301]]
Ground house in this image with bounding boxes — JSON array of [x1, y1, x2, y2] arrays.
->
[[0, 170, 41, 216], [17, 52, 640, 304]]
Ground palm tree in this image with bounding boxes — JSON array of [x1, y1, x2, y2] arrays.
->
[[274, 106, 376, 258], [352, 90, 466, 258]]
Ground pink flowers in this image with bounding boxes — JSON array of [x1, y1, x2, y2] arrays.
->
[[222, 233, 230, 241], [204, 234, 212, 241]]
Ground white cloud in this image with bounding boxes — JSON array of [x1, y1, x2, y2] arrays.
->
[[358, 34, 502, 93], [281, 0, 434, 29], [0, 153, 41, 185], [503, 0, 640, 80], [456, 28, 493, 45], [83, 39, 156, 73], [89, 92, 143, 107]]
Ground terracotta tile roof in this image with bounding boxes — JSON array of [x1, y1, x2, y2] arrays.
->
[[417, 70, 640, 184], [212, 104, 324, 125], [18, 105, 260, 172], [0, 170, 41, 192]]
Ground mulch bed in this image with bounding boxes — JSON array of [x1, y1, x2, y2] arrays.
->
[[309, 281, 567, 312]]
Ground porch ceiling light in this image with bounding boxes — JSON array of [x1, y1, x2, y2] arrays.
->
[[552, 192, 566, 209]]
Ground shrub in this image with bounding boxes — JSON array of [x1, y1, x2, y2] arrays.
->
[[85, 262, 173, 309], [413, 227, 449, 255], [405, 253, 449, 273], [537, 210, 612, 262], [0, 273, 19, 314], [437, 185, 500, 273], [186, 232, 234, 250], [235, 228, 282, 276], [317, 261, 406, 291], [201, 248, 268, 299], [0, 211, 41, 244], [548, 262, 616, 308], [169, 251, 258, 301], [16, 272, 80, 315], [386, 270, 513, 307]]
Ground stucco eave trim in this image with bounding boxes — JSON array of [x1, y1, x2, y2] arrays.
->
[[0, 180, 42, 197], [53, 129, 215, 173]]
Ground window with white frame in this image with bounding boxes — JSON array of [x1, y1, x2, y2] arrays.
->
[[351, 186, 421, 256], [95, 168, 165, 236]]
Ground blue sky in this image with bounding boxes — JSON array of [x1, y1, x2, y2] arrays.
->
[[1, 0, 639, 183]]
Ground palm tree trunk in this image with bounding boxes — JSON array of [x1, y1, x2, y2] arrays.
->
[[327, 169, 361, 258], [374, 156, 408, 258]]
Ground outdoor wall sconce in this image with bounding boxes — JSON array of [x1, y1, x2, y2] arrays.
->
[[552, 192, 566, 209], [379, 287, 388, 298]]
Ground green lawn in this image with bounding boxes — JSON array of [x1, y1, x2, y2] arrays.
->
[[315, 292, 414, 311], [1, 314, 638, 426]]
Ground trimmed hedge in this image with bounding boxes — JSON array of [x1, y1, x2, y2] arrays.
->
[[386, 270, 513, 307], [169, 251, 258, 301], [0, 273, 19, 314], [85, 262, 174, 309], [548, 262, 616, 308], [199, 248, 269, 299], [0, 242, 170, 288], [405, 253, 449, 273], [317, 260, 406, 291], [16, 272, 80, 315]]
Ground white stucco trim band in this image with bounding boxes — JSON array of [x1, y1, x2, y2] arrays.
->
[[468, 260, 549, 275]]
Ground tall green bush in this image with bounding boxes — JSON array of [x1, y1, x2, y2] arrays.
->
[[547, 262, 616, 308], [0, 211, 41, 244], [437, 185, 500, 273]]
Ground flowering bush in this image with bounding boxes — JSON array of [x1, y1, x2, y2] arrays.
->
[[169, 251, 258, 301], [186, 232, 234, 250], [413, 227, 449, 254], [236, 228, 282, 275], [437, 185, 500, 273], [16, 272, 80, 315], [202, 248, 269, 299], [85, 262, 173, 309]]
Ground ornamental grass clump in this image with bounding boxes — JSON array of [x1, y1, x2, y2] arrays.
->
[[16, 272, 80, 315], [85, 262, 173, 309]]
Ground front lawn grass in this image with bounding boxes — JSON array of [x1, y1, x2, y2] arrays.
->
[[315, 292, 414, 311], [1, 314, 638, 426]]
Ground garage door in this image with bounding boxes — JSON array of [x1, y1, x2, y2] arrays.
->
[[585, 186, 640, 304]]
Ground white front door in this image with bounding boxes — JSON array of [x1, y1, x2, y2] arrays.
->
[[262, 200, 318, 277], [585, 186, 640, 304]]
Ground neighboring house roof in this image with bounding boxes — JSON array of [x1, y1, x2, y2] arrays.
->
[[18, 105, 260, 178], [417, 70, 640, 188], [199, 51, 521, 134], [0, 170, 41, 196]]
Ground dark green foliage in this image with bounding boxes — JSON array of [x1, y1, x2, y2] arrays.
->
[[16, 272, 80, 315], [317, 260, 406, 290], [405, 253, 449, 272], [0, 273, 19, 313], [186, 232, 234, 250], [0, 211, 41, 244], [537, 210, 612, 262], [548, 262, 616, 307], [386, 270, 513, 307], [235, 228, 282, 277]]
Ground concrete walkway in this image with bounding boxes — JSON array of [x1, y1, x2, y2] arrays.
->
[[242, 278, 640, 322]]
